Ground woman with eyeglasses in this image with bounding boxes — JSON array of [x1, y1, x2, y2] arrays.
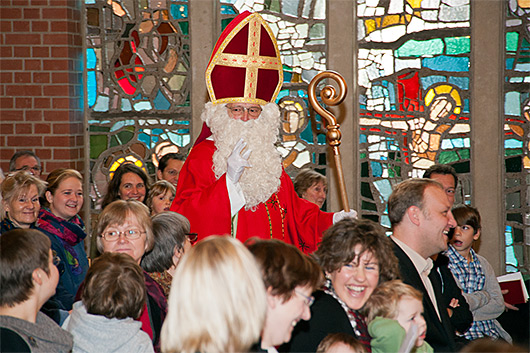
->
[[1, 171, 47, 234], [286, 219, 401, 353], [35, 169, 89, 311], [141, 211, 194, 298], [95, 200, 167, 352], [246, 239, 323, 353]]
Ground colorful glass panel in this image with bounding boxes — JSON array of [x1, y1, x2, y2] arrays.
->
[[220, 0, 329, 185], [504, 0, 530, 274], [357, 0, 472, 225], [85, 0, 191, 209]]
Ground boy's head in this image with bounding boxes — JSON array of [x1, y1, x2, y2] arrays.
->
[[146, 180, 176, 215], [450, 205, 481, 254], [82, 252, 146, 320], [316, 333, 366, 353], [364, 280, 427, 347], [0, 229, 58, 308]]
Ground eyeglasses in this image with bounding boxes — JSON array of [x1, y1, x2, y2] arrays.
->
[[295, 290, 315, 307], [186, 233, 198, 243], [100, 229, 145, 241], [53, 254, 61, 267], [15, 166, 42, 174], [226, 105, 262, 117]]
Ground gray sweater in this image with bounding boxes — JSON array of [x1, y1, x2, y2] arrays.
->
[[0, 312, 73, 353], [62, 301, 154, 353]]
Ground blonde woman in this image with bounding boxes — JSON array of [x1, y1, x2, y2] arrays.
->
[[161, 236, 267, 353]]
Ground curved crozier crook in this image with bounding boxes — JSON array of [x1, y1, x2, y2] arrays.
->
[[308, 70, 350, 211]]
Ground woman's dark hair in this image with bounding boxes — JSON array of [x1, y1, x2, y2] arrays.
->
[[141, 211, 190, 273], [314, 218, 400, 284], [101, 163, 151, 209]]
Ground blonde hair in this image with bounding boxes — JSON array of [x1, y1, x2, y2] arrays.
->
[[363, 280, 423, 323], [95, 200, 154, 254], [1, 171, 47, 220], [161, 236, 267, 353], [43, 168, 83, 208], [145, 180, 176, 210]]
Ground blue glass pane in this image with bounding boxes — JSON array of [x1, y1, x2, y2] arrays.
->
[[371, 162, 383, 177], [448, 76, 469, 90], [505, 91, 521, 115], [396, 39, 444, 58], [170, 4, 188, 19], [87, 71, 96, 107], [421, 76, 446, 89], [121, 99, 132, 111], [220, 5, 237, 14], [134, 101, 152, 111], [422, 56, 469, 72], [154, 90, 171, 110], [94, 96, 109, 112], [86, 48, 96, 69], [506, 58, 515, 70], [505, 139, 524, 149], [373, 179, 392, 203]]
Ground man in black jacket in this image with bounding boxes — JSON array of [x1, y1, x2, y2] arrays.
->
[[387, 178, 472, 352]]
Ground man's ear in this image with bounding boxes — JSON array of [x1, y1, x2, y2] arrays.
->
[[32, 268, 44, 286], [157, 170, 163, 180], [407, 206, 421, 226], [266, 286, 278, 309]]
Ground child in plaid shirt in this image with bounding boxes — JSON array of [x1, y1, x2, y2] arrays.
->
[[446, 205, 511, 342]]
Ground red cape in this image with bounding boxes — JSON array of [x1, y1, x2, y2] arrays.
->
[[170, 140, 333, 253]]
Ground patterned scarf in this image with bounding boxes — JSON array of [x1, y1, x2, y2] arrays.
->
[[323, 278, 372, 352], [36, 208, 86, 276]]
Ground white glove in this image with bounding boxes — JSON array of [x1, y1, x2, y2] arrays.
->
[[227, 138, 252, 183], [333, 209, 358, 223]]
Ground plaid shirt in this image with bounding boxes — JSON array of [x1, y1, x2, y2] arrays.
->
[[446, 246, 500, 340]]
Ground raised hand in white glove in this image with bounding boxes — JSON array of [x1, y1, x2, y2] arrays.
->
[[227, 138, 252, 183], [332, 209, 358, 223]]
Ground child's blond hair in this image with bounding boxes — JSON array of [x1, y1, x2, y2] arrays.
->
[[363, 280, 423, 323]]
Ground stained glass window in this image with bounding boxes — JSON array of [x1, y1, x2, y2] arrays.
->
[[220, 0, 329, 183], [85, 0, 191, 209], [504, 0, 530, 274], [357, 0, 472, 226]]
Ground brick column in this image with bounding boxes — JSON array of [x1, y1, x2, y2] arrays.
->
[[0, 0, 84, 177]]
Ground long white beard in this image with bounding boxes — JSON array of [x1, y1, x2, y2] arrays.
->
[[201, 102, 283, 209]]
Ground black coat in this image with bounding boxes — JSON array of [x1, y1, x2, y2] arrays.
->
[[392, 240, 463, 352]]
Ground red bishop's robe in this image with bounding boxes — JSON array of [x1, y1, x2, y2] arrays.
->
[[170, 140, 334, 254]]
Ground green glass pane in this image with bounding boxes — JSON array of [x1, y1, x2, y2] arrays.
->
[[90, 135, 107, 159], [89, 125, 109, 132], [362, 200, 378, 211], [505, 156, 522, 173], [506, 32, 519, 52], [513, 227, 524, 242], [179, 21, 189, 35], [395, 39, 444, 58], [457, 149, 470, 159], [439, 151, 460, 163], [309, 23, 325, 39], [445, 37, 470, 55], [505, 148, 523, 157], [361, 182, 373, 199], [506, 213, 523, 223]]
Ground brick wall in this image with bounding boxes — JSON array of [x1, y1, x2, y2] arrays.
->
[[0, 0, 84, 177]]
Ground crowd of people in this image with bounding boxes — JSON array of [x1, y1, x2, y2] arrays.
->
[[1, 10, 527, 353]]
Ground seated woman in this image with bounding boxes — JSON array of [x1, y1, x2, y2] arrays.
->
[[141, 211, 192, 298], [293, 168, 327, 209], [101, 163, 151, 209], [36, 168, 89, 311], [95, 200, 166, 351], [286, 219, 400, 353], [1, 171, 46, 234], [247, 239, 322, 353], [63, 252, 154, 353], [161, 236, 267, 353], [146, 180, 176, 215]]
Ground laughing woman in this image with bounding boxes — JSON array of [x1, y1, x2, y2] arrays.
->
[[36, 168, 89, 311]]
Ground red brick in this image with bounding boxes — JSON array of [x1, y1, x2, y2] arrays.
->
[[50, 72, 68, 83], [1, 8, 22, 19], [1, 20, 12, 32], [1, 59, 23, 70], [43, 8, 67, 19], [23, 8, 41, 19], [1, 110, 24, 120], [52, 122, 70, 134], [53, 148, 74, 160], [15, 97, 32, 108], [25, 110, 43, 121], [7, 135, 42, 146], [32, 46, 49, 58], [24, 59, 41, 70], [5, 33, 42, 45], [33, 72, 49, 83], [34, 97, 51, 108], [13, 21, 30, 32], [46, 85, 69, 96], [0, 72, 13, 83], [15, 123, 33, 134], [43, 33, 68, 45], [34, 123, 51, 134], [6, 85, 41, 96], [50, 20, 68, 32], [12, 0, 31, 5], [14, 46, 31, 58], [0, 123, 14, 135], [35, 148, 52, 159], [0, 46, 13, 58], [44, 135, 70, 147], [43, 110, 68, 121], [51, 46, 68, 57], [43, 59, 68, 71], [30, 0, 49, 5], [52, 97, 69, 109], [0, 97, 14, 109], [31, 21, 49, 32], [14, 72, 31, 83]]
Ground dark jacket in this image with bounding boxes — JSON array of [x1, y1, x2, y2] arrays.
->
[[392, 240, 459, 352]]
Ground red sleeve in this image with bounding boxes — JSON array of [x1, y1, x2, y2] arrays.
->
[[170, 141, 232, 240], [280, 171, 334, 254]]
